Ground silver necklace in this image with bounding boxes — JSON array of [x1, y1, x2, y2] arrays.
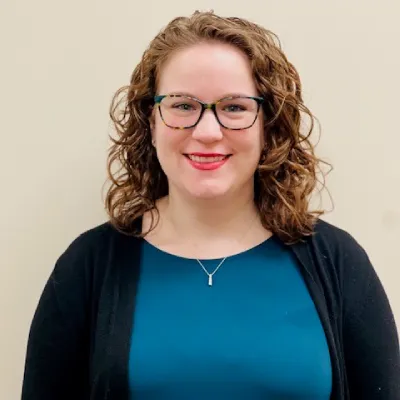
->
[[196, 257, 227, 287], [194, 213, 258, 287]]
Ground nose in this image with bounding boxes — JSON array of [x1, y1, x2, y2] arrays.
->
[[191, 109, 223, 143]]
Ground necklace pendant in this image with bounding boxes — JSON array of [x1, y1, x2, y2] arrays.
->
[[208, 275, 213, 286]]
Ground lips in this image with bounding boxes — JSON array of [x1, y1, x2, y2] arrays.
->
[[184, 153, 231, 163], [187, 154, 229, 163], [184, 153, 231, 171]]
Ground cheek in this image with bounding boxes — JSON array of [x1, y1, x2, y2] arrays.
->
[[232, 127, 263, 155], [153, 127, 187, 163]]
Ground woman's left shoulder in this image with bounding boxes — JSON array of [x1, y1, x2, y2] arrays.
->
[[310, 218, 370, 262], [306, 220, 394, 320], [292, 218, 375, 284]]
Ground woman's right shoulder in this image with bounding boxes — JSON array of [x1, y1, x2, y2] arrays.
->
[[53, 221, 142, 280]]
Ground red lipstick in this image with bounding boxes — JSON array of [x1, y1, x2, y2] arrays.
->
[[185, 153, 230, 171]]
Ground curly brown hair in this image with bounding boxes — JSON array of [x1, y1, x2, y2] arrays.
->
[[105, 10, 332, 245]]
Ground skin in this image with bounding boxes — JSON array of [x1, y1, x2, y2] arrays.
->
[[145, 42, 272, 259], [152, 42, 263, 201]]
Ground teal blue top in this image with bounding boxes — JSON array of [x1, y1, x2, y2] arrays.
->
[[128, 236, 332, 399]]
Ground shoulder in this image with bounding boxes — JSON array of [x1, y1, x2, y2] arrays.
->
[[60, 221, 141, 258], [310, 218, 369, 263], [57, 222, 115, 265], [61, 222, 112, 251], [295, 219, 391, 317], [304, 219, 379, 302], [290, 218, 373, 287], [312, 218, 358, 246], [53, 222, 142, 283]]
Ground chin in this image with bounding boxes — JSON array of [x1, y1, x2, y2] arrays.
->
[[185, 182, 232, 200]]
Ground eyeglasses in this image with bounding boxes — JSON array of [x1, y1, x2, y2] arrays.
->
[[154, 94, 264, 130]]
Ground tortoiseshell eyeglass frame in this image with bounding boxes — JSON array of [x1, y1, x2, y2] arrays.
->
[[153, 94, 265, 130]]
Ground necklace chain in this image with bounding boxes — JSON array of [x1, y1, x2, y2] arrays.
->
[[194, 213, 258, 287], [195, 257, 227, 287]]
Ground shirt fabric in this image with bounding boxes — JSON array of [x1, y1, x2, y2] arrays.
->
[[129, 238, 332, 399], [21, 218, 400, 399]]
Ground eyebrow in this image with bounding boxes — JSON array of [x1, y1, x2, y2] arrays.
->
[[164, 91, 257, 100]]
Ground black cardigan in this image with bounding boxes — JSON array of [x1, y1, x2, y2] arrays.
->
[[21, 219, 400, 399]]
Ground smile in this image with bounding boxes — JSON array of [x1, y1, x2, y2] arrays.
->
[[187, 154, 229, 163], [184, 153, 231, 171]]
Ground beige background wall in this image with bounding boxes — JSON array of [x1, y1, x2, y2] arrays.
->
[[1, 1, 399, 398]]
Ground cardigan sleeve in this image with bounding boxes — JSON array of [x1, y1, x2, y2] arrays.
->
[[21, 236, 94, 400], [341, 234, 400, 399]]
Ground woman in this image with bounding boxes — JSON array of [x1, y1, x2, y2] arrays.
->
[[22, 10, 399, 400]]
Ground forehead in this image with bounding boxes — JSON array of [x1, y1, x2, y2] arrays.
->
[[157, 42, 258, 102]]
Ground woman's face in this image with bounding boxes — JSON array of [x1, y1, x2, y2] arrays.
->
[[152, 42, 264, 201]]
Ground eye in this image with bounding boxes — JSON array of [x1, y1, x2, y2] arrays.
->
[[223, 104, 246, 112], [173, 103, 195, 111]]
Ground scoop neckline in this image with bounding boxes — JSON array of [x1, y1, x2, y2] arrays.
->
[[142, 234, 276, 262]]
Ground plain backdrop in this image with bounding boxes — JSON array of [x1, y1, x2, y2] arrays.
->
[[1, 1, 399, 398]]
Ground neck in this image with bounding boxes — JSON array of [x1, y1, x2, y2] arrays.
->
[[160, 188, 259, 242]]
